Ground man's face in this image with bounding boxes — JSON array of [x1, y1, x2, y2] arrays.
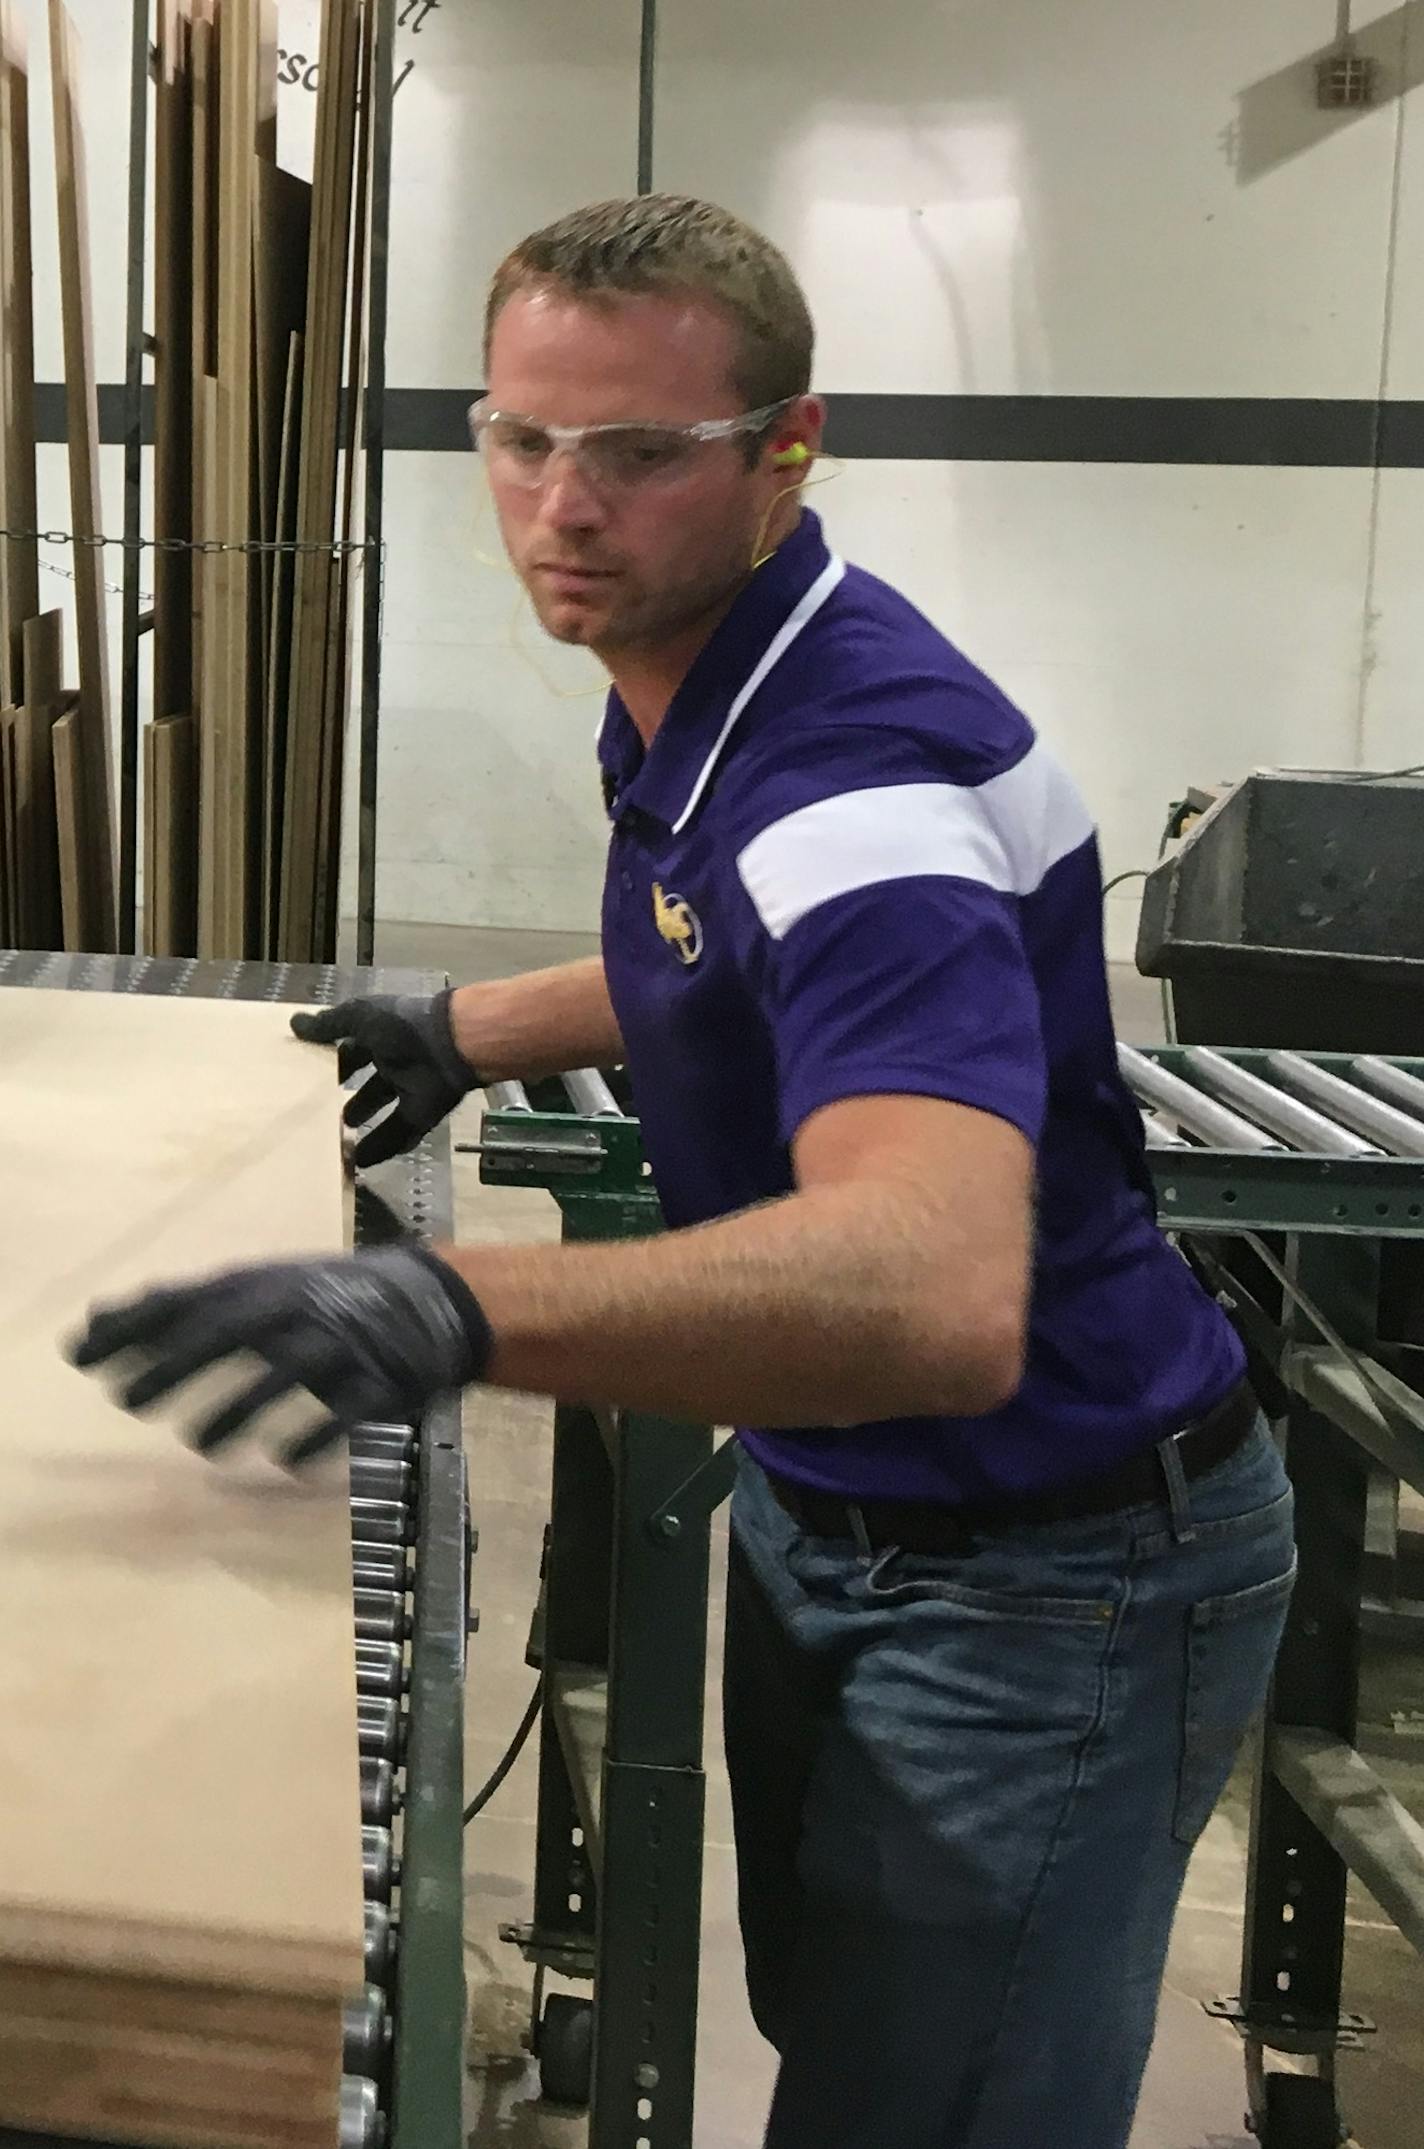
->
[[482, 286, 806, 658]]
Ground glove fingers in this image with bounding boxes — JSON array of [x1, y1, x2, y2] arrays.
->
[[291, 1003, 358, 1046], [120, 1332, 248, 1413], [343, 1070, 396, 1128], [191, 1367, 299, 1454], [353, 1107, 422, 1168], [337, 1037, 376, 1087], [189, 1325, 357, 1451], [282, 1418, 349, 1470], [69, 1284, 207, 1369]]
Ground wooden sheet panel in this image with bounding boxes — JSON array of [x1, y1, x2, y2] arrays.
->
[[154, 0, 194, 723], [48, 0, 115, 951], [9, 613, 66, 947], [0, 4, 38, 706], [279, 0, 361, 962], [263, 328, 303, 956], [254, 163, 311, 706], [0, 707, 16, 937], [313, 0, 375, 957], [143, 710, 196, 956], [50, 701, 86, 950], [21, 604, 62, 704], [0, 992, 362, 2134], [188, 0, 214, 722], [203, 0, 259, 954], [9, 698, 62, 947], [0, 2012, 342, 2149]]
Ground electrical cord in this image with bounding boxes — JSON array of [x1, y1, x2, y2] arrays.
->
[[462, 1677, 544, 1826], [1102, 801, 1185, 1038], [1209, 1229, 1424, 1448]]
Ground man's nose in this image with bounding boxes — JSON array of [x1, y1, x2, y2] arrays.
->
[[539, 446, 608, 528]]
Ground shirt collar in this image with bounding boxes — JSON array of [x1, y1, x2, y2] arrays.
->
[[597, 510, 844, 832]]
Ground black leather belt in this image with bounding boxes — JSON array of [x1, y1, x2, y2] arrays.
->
[[766, 1379, 1258, 1554]]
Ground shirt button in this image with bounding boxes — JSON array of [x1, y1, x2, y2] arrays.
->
[[621, 871, 633, 891]]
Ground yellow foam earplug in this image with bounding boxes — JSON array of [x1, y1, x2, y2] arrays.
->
[[772, 441, 811, 468]]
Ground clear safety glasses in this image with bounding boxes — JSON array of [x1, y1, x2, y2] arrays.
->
[[467, 395, 792, 492]]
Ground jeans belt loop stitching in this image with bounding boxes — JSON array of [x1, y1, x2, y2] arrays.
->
[[1156, 1434, 1198, 1545]]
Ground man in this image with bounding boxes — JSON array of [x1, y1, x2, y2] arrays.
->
[[75, 197, 1295, 2148]]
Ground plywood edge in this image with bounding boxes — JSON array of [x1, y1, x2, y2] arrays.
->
[[0, 1896, 363, 2001], [0, 1959, 341, 2043]]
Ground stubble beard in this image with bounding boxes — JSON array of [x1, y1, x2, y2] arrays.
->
[[531, 537, 754, 663]]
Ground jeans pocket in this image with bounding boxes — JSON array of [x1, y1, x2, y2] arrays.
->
[[1172, 1558, 1296, 1845], [863, 1547, 1116, 1627]]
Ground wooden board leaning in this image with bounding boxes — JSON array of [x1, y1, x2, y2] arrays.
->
[[0, 990, 364, 2147], [48, 0, 116, 951]]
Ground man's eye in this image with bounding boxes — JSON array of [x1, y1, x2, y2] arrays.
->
[[490, 422, 549, 461], [608, 432, 686, 475]]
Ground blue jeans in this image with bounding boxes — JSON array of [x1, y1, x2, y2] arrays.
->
[[723, 1423, 1295, 2149]]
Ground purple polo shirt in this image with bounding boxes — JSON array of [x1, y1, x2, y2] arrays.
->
[[597, 510, 1243, 1503]]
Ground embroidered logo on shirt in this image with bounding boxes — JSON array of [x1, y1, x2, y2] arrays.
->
[[652, 883, 703, 966]]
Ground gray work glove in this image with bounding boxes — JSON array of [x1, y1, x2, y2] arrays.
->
[[291, 991, 479, 1166], [68, 1244, 492, 1466]]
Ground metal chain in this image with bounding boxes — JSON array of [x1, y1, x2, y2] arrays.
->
[[0, 524, 379, 558], [41, 552, 138, 603]]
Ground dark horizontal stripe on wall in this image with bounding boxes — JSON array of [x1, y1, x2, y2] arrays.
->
[[828, 393, 1424, 468], [39, 382, 1424, 468]]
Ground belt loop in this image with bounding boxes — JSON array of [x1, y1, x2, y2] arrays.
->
[[847, 1503, 873, 1560], [1158, 1436, 1197, 1544]]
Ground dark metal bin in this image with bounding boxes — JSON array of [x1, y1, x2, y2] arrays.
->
[[1136, 771, 1424, 1052]]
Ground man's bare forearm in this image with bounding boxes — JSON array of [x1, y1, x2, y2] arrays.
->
[[437, 1175, 1025, 1429], [448, 958, 625, 1084]]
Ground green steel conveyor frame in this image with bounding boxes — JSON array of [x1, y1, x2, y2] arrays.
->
[[480, 1077, 718, 2149], [481, 1043, 1424, 2149]]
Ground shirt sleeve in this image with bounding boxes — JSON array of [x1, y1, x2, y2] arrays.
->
[[725, 706, 1085, 1148], [749, 872, 1048, 1148]]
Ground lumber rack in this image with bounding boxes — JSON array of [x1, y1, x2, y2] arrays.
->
[[118, 0, 398, 966], [476, 1045, 1424, 2149], [0, 950, 468, 2149]]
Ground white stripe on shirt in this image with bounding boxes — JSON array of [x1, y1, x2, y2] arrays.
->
[[735, 742, 1097, 941], [670, 555, 847, 835]]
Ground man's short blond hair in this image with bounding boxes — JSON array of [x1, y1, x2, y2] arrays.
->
[[483, 195, 815, 413]]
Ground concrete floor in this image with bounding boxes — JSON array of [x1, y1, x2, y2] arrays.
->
[[385, 920, 1424, 2149]]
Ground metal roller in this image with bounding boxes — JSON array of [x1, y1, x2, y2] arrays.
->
[[1185, 1048, 1383, 1158], [1142, 1112, 1190, 1151], [363, 1900, 395, 1984], [483, 1078, 532, 1112], [355, 1589, 409, 1645], [1266, 1052, 1424, 1159], [1116, 1044, 1279, 1153], [359, 1694, 403, 1761], [362, 1825, 396, 1901], [342, 1983, 391, 2076], [561, 1066, 622, 1118], [349, 1424, 417, 1461], [353, 1545, 410, 1593], [339, 2072, 384, 2149], [362, 1757, 398, 1827], [1353, 1055, 1424, 1122], [349, 1454, 413, 1500], [356, 1640, 407, 1700], [350, 1497, 414, 1546]]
